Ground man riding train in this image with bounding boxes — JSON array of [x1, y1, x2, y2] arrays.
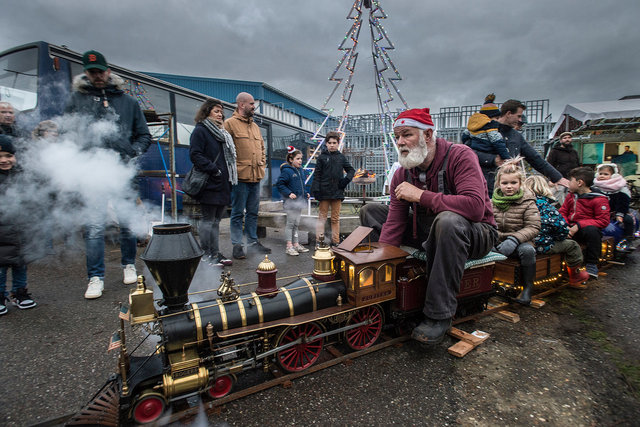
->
[[360, 108, 498, 345]]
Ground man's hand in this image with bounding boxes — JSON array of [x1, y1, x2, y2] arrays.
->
[[556, 177, 570, 188], [394, 181, 424, 203], [568, 224, 579, 238], [289, 193, 297, 199], [494, 155, 504, 167]]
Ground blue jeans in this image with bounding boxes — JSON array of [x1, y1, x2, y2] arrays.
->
[[84, 204, 137, 279], [0, 265, 27, 296], [230, 182, 260, 245]]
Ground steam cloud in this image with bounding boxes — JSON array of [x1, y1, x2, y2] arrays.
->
[[1, 113, 161, 262]]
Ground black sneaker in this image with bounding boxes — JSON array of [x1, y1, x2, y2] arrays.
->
[[232, 244, 246, 260], [216, 253, 233, 266], [12, 288, 37, 310], [247, 241, 272, 254], [0, 295, 7, 315]]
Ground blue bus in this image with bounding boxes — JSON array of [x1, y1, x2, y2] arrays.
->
[[0, 41, 320, 215]]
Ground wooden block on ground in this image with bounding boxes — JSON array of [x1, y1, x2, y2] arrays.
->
[[488, 299, 510, 310], [530, 299, 546, 309], [492, 310, 520, 323], [448, 327, 490, 346], [448, 340, 475, 357]]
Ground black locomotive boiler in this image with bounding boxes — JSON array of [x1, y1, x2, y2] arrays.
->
[[69, 224, 499, 425]]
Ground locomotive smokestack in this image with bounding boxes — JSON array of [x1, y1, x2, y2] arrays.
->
[[141, 223, 203, 312]]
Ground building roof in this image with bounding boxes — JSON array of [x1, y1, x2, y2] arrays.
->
[[549, 99, 640, 139], [143, 72, 327, 123]]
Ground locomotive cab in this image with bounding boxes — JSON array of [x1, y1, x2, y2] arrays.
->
[[332, 227, 408, 307]]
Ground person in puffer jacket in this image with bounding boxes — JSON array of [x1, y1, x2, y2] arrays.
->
[[310, 131, 355, 246], [559, 167, 610, 279], [491, 158, 541, 305], [524, 175, 589, 287], [462, 94, 511, 161], [276, 147, 310, 256]]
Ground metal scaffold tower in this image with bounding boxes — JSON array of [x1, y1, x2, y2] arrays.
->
[[305, 0, 408, 187]]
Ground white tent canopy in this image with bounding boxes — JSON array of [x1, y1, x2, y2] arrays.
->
[[549, 99, 640, 139]]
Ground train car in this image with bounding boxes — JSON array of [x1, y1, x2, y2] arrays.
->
[[66, 223, 502, 425]]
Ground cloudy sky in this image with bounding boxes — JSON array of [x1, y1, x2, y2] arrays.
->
[[1, 0, 638, 120]]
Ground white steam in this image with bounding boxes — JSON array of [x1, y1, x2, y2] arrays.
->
[[1, 113, 163, 262]]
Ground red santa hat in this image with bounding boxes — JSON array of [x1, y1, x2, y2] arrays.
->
[[393, 108, 435, 130]]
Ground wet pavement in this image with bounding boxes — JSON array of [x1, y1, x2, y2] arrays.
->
[[1, 226, 639, 426]]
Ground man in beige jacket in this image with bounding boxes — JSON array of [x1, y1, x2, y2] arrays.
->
[[224, 92, 271, 259]]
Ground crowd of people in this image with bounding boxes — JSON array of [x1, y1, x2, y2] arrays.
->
[[361, 102, 637, 345], [1, 51, 637, 352]]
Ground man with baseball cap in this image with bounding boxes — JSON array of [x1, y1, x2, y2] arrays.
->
[[360, 108, 498, 345], [65, 50, 151, 299]]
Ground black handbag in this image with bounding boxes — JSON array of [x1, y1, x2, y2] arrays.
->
[[182, 167, 209, 197], [182, 151, 221, 197]]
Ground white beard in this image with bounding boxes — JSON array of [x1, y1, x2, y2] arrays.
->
[[398, 133, 429, 169]]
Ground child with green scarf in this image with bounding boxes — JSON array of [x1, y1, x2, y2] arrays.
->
[[491, 158, 541, 305]]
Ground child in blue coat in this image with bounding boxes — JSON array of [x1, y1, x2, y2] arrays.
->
[[276, 147, 309, 256]]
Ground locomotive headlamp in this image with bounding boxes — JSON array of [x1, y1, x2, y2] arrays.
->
[[129, 275, 157, 325], [312, 246, 336, 281]]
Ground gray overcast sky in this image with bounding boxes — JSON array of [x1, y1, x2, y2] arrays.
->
[[1, 0, 638, 121]]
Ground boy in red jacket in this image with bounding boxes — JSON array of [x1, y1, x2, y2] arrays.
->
[[559, 167, 610, 279]]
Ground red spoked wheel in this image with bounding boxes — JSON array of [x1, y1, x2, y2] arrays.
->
[[207, 375, 234, 398], [344, 305, 383, 350], [276, 322, 324, 373], [132, 393, 166, 424]]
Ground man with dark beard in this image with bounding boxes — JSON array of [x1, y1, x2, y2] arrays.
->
[[65, 50, 151, 299], [360, 108, 497, 344]]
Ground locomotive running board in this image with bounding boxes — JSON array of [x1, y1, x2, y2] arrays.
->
[[165, 334, 410, 424]]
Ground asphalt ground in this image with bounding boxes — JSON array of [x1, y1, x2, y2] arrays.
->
[[1, 226, 639, 426]]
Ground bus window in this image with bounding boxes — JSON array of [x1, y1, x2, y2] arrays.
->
[[0, 48, 38, 111]]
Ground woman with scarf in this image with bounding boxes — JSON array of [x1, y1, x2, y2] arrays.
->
[[190, 98, 238, 266], [491, 158, 541, 305]]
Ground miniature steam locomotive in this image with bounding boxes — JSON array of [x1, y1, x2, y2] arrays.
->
[[68, 223, 615, 425]]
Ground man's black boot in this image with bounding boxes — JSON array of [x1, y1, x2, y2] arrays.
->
[[411, 317, 452, 345], [515, 263, 535, 305]]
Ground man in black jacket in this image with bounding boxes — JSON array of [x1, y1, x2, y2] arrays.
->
[[472, 99, 569, 193], [548, 132, 580, 179], [65, 50, 151, 300]]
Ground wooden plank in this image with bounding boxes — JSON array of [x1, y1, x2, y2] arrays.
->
[[492, 310, 520, 323], [448, 327, 490, 346], [530, 299, 546, 309], [448, 340, 475, 357]]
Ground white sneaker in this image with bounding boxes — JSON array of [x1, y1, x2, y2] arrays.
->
[[123, 264, 137, 285], [85, 277, 104, 299], [285, 247, 299, 256], [293, 244, 309, 253]]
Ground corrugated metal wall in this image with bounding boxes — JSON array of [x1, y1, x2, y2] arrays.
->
[[144, 72, 326, 123]]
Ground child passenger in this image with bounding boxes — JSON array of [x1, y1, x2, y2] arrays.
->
[[523, 175, 589, 288], [462, 94, 511, 162], [310, 131, 355, 246], [559, 167, 610, 279], [0, 136, 37, 315], [491, 159, 541, 305], [592, 164, 635, 240], [276, 147, 310, 256]]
